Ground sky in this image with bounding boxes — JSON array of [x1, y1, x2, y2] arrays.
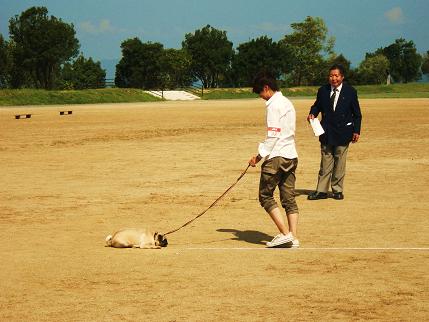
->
[[1, 0, 428, 78]]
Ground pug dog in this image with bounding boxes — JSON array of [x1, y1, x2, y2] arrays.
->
[[105, 228, 168, 249]]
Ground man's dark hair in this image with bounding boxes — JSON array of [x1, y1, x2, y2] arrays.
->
[[329, 63, 345, 76], [252, 72, 279, 94]]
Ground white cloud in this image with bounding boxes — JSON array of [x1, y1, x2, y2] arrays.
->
[[79, 19, 120, 34], [385, 7, 404, 24]]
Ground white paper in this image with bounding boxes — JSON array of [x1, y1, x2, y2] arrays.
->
[[310, 118, 325, 136]]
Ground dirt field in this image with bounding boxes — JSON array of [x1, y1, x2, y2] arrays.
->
[[1, 98, 428, 321]]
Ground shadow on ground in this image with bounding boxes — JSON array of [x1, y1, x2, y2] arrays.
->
[[217, 228, 273, 245], [295, 188, 313, 196]]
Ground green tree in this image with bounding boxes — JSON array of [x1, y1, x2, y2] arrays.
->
[[115, 38, 164, 89], [357, 54, 390, 85], [0, 34, 11, 88], [182, 25, 233, 88], [231, 36, 286, 87], [421, 50, 429, 75], [61, 55, 106, 89], [160, 48, 193, 89], [6, 40, 33, 88], [280, 16, 335, 86], [374, 38, 422, 83], [8, 6, 79, 89]]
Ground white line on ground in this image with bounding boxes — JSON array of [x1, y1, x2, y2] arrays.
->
[[183, 247, 429, 251]]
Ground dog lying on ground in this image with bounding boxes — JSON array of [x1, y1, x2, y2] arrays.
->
[[105, 228, 168, 249]]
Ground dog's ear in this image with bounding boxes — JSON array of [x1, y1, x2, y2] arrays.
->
[[159, 234, 168, 247], [153, 232, 160, 245]]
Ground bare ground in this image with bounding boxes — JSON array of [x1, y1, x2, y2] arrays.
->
[[0, 98, 428, 321]]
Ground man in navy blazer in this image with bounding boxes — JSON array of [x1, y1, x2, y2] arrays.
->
[[307, 64, 362, 200]]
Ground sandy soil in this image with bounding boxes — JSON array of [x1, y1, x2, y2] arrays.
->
[[1, 98, 428, 321]]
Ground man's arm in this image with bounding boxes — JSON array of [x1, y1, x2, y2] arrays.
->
[[307, 88, 322, 122], [351, 88, 362, 143]]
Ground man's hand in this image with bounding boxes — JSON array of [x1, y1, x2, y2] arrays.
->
[[352, 133, 360, 143], [249, 155, 262, 167], [307, 114, 315, 122]]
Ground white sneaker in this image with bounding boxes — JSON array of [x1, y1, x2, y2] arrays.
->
[[266, 232, 294, 248], [291, 239, 300, 248]]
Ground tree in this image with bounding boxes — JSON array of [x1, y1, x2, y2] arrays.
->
[[0, 36, 32, 89], [61, 55, 106, 89], [160, 49, 193, 89], [357, 54, 390, 84], [374, 38, 422, 83], [231, 36, 286, 87], [182, 25, 233, 88], [6, 40, 33, 88], [115, 38, 164, 89], [8, 6, 79, 89], [421, 50, 429, 75], [280, 16, 335, 86], [0, 34, 11, 88]]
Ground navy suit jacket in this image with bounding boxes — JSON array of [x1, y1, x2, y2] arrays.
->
[[310, 83, 362, 146]]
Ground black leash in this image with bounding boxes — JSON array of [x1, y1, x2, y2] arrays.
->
[[164, 164, 251, 236]]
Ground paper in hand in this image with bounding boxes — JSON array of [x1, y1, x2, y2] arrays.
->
[[310, 118, 325, 136]]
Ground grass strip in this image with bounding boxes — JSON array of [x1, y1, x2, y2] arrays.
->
[[0, 88, 161, 106], [1, 83, 428, 106]]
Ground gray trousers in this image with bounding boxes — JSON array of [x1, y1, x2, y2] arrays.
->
[[316, 144, 349, 193]]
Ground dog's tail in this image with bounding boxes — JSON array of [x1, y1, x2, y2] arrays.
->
[[105, 234, 113, 247]]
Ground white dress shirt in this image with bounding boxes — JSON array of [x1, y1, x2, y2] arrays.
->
[[331, 83, 343, 111], [258, 91, 298, 160]]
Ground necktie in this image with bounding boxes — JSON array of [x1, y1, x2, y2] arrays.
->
[[330, 88, 337, 110]]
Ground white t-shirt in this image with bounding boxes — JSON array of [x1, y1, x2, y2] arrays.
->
[[258, 91, 298, 160]]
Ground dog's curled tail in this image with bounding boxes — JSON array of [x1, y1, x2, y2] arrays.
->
[[105, 234, 113, 247]]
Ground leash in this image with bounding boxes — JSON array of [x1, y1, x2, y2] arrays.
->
[[164, 164, 251, 236]]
